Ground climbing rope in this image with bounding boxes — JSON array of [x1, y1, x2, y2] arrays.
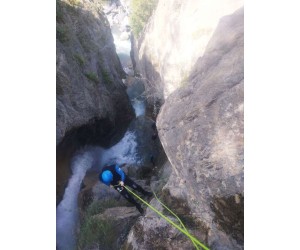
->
[[124, 185, 210, 250], [152, 191, 200, 250]]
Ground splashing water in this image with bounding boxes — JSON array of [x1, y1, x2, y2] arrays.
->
[[110, 24, 131, 68], [99, 130, 140, 166], [132, 99, 146, 117], [56, 131, 140, 249]]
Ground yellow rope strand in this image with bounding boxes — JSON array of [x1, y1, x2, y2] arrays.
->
[[152, 191, 200, 250]]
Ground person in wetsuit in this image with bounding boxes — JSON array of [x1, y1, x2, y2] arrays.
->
[[99, 163, 153, 214]]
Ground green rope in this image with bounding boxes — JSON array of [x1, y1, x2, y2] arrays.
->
[[124, 186, 209, 250], [152, 191, 200, 250]]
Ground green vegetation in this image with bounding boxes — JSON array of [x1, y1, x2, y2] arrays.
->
[[57, 25, 69, 43], [78, 32, 90, 52], [85, 72, 99, 83], [85, 199, 122, 218], [56, 1, 64, 23], [73, 53, 85, 67], [85, 69, 114, 85], [78, 217, 116, 249], [101, 69, 113, 84], [130, 0, 158, 37], [68, 0, 81, 7], [78, 199, 131, 249]]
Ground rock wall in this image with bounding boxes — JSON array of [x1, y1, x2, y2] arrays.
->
[[56, 0, 134, 145], [56, 0, 135, 203], [126, 7, 244, 250], [135, 0, 243, 99]]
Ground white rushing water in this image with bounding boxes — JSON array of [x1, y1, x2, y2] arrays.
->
[[132, 99, 146, 117], [99, 130, 140, 166], [56, 150, 94, 250], [56, 131, 139, 250]]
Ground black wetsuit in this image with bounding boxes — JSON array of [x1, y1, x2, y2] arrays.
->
[[99, 164, 151, 210]]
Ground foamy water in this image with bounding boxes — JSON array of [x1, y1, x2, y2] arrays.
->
[[99, 131, 140, 166], [132, 99, 146, 117]]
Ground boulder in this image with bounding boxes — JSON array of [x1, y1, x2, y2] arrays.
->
[[124, 197, 208, 250], [95, 206, 140, 221], [152, 7, 244, 250]]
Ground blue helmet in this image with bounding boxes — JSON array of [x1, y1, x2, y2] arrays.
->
[[101, 170, 113, 183]]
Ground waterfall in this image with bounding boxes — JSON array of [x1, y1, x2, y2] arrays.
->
[[56, 131, 140, 249], [56, 150, 94, 250]]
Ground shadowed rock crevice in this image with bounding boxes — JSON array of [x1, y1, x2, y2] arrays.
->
[[130, 51, 165, 119], [211, 194, 244, 245], [160, 189, 210, 240]]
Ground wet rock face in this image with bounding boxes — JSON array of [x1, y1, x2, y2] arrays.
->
[[155, 8, 244, 249], [126, 77, 145, 100], [127, 116, 161, 166], [56, 0, 134, 145]]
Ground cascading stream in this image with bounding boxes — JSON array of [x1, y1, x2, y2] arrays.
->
[[56, 151, 94, 250], [104, 0, 146, 117]]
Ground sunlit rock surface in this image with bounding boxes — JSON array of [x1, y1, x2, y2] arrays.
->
[[135, 0, 243, 99]]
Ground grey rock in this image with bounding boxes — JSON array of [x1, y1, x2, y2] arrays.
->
[[94, 206, 140, 221], [56, 0, 134, 145], [124, 192, 209, 250], [134, 0, 243, 99], [126, 7, 244, 250], [156, 7, 244, 249]]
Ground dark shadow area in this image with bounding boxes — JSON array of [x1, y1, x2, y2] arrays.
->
[[56, 112, 133, 205], [211, 194, 244, 245], [135, 54, 165, 121]]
